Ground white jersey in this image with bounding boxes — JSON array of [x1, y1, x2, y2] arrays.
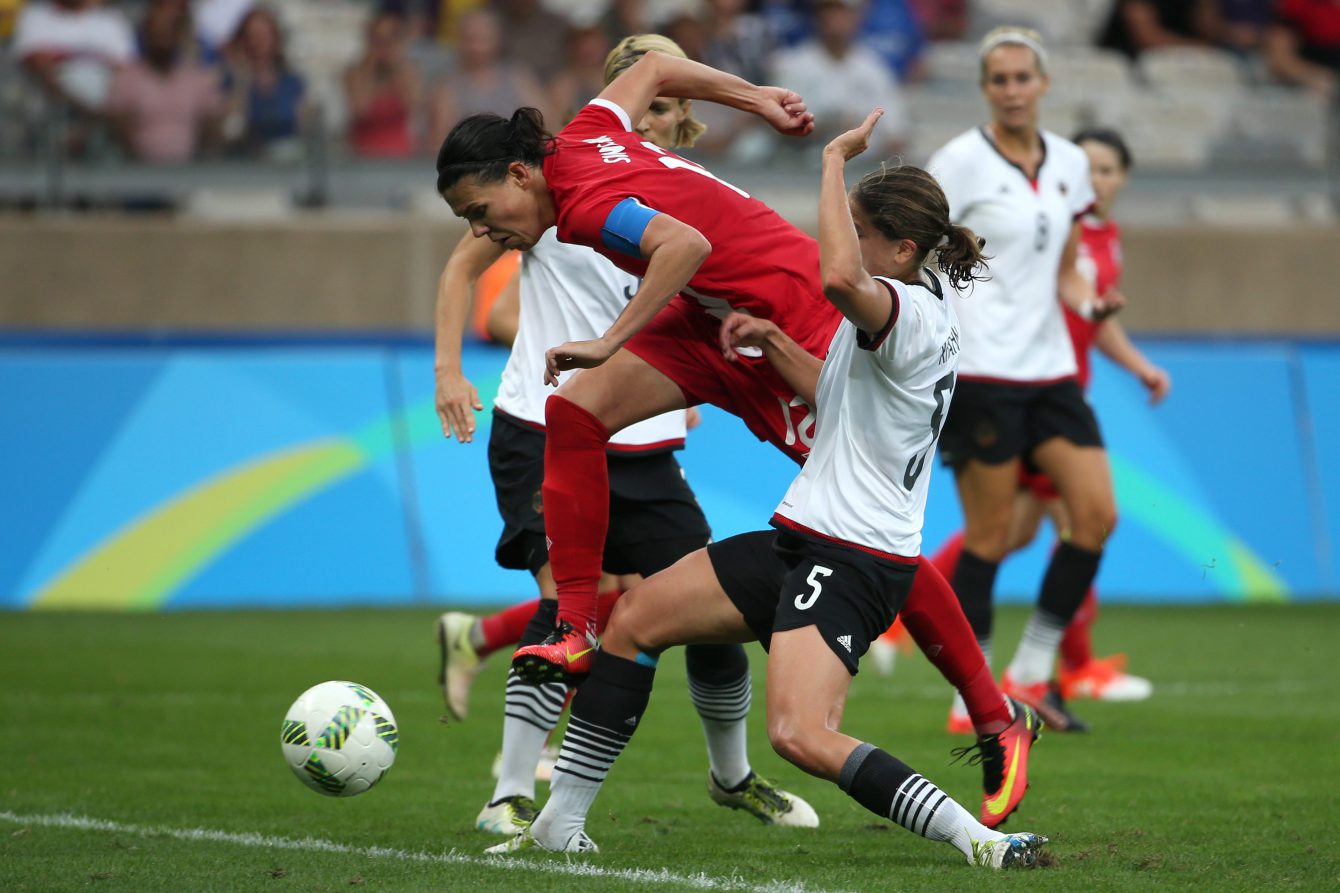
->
[[773, 271, 961, 559], [494, 228, 687, 452], [928, 128, 1094, 383]]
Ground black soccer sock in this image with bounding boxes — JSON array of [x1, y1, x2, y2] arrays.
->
[[839, 743, 981, 850], [685, 643, 753, 788], [519, 598, 559, 647], [536, 652, 656, 845], [1036, 542, 1103, 624], [952, 549, 999, 643]]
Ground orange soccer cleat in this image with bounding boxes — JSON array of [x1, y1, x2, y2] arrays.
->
[[953, 698, 1043, 829], [511, 621, 598, 684], [1058, 654, 1153, 702]]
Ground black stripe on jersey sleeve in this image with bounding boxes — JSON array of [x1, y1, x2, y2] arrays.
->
[[856, 278, 901, 352]]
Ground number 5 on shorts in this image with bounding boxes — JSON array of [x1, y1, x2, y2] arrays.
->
[[795, 565, 832, 610]]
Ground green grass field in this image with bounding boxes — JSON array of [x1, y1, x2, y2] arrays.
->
[[3, 604, 1338, 892]]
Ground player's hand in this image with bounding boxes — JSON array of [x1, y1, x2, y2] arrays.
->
[[823, 108, 884, 161], [435, 369, 483, 443], [544, 337, 617, 386], [685, 406, 702, 429], [1090, 287, 1126, 321], [718, 311, 779, 360], [1140, 364, 1172, 405], [756, 86, 815, 138]]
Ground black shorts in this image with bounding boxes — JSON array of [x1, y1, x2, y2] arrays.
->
[[487, 411, 710, 576], [938, 378, 1103, 471], [706, 529, 917, 675]]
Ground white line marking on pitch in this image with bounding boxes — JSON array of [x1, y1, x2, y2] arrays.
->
[[0, 811, 853, 893]]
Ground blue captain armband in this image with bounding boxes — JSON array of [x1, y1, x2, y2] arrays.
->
[[601, 197, 661, 257]]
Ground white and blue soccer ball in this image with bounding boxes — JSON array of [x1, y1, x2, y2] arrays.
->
[[281, 681, 398, 797]]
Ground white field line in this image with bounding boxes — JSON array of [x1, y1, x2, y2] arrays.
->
[[0, 810, 855, 893]]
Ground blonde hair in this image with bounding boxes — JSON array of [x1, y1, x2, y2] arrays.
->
[[603, 33, 707, 149], [978, 25, 1049, 79]]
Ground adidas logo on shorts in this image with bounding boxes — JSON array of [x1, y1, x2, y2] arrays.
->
[[836, 635, 852, 652]]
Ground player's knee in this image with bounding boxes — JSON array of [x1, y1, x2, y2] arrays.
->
[[767, 713, 819, 773], [604, 588, 668, 656], [1071, 501, 1118, 549]]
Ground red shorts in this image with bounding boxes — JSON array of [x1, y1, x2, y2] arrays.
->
[[1018, 467, 1060, 501], [625, 296, 838, 465]]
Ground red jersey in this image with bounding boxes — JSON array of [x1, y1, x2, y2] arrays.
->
[[544, 100, 841, 353], [1064, 215, 1122, 388]]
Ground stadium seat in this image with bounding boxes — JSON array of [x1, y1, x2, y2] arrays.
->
[[1137, 46, 1245, 92]]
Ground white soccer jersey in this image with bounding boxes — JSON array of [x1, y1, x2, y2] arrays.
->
[[928, 128, 1095, 383], [494, 228, 687, 451], [773, 271, 961, 558]]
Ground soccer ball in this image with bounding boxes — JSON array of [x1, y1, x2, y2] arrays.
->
[[280, 681, 398, 797]]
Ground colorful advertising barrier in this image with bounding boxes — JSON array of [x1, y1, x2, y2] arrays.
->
[[1, 336, 1333, 610]]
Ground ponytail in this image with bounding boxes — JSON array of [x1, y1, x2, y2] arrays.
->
[[435, 107, 554, 195], [936, 224, 989, 291]]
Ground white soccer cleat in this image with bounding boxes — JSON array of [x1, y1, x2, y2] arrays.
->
[[1059, 654, 1152, 702], [708, 772, 819, 827], [436, 611, 484, 721], [969, 832, 1048, 869], [475, 795, 537, 835], [490, 744, 559, 782], [484, 825, 599, 855], [867, 636, 897, 676]]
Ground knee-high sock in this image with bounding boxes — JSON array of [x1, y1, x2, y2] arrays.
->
[[1008, 542, 1103, 685], [685, 643, 753, 789], [480, 599, 543, 657], [839, 742, 1001, 862], [542, 395, 611, 636], [532, 652, 655, 849], [1060, 586, 1099, 671], [595, 588, 622, 633], [902, 559, 1012, 735], [929, 530, 965, 581], [491, 600, 566, 802]]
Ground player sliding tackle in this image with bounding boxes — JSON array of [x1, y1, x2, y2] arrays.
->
[[486, 110, 1048, 869], [437, 41, 1040, 831]]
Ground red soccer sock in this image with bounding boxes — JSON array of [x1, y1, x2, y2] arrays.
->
[[479, 599, 543, 657], [1059, 587, 1099, 671], [542, 395, 611, 637], [595, 588, 623, 634], [929, 530, 965, 581], [902, 558, 1012, 735]]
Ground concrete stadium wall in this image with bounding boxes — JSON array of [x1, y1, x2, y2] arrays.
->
[[2, 336, 1335, 610], [2, 218, 1338, 333]]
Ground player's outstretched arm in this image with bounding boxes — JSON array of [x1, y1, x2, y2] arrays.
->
[[817, 109, 895, 335], [1058, 223, 1124, 322], [544, 213, 709, 385], [719, 312, 822, 407], [597, 50, 814, 142], [435, 231, 506, 443], [1093, 313, 1171, 404]]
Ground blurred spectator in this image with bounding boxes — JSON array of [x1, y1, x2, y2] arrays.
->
[[702, 0, 774, 83], [344, 9, 421, 158], [493, 0, 568, 79], [13, 0, 135, 113], [1099, 0, 1218, 58], [427, 9, 548, 149], [768, 0, 907, 155], [104, 1, 225, 161], [194, 0, 252, 60], [1215, 0, 1274, 54], [600, 0, 650, 43], [547, 23, 611, 121], [908, 0, 967, 42], [859, 0, 925, 81], [221, 5, 305, 157], [1264, 0, 1340, 100]]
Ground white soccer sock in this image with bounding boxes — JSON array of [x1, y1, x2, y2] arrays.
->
[[490, 671, 566, 803], [532, 768, 601, 849], [687, 672, 753, 789], [1007, 611, 1066, 686], [890, 773, 1002, 862]]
